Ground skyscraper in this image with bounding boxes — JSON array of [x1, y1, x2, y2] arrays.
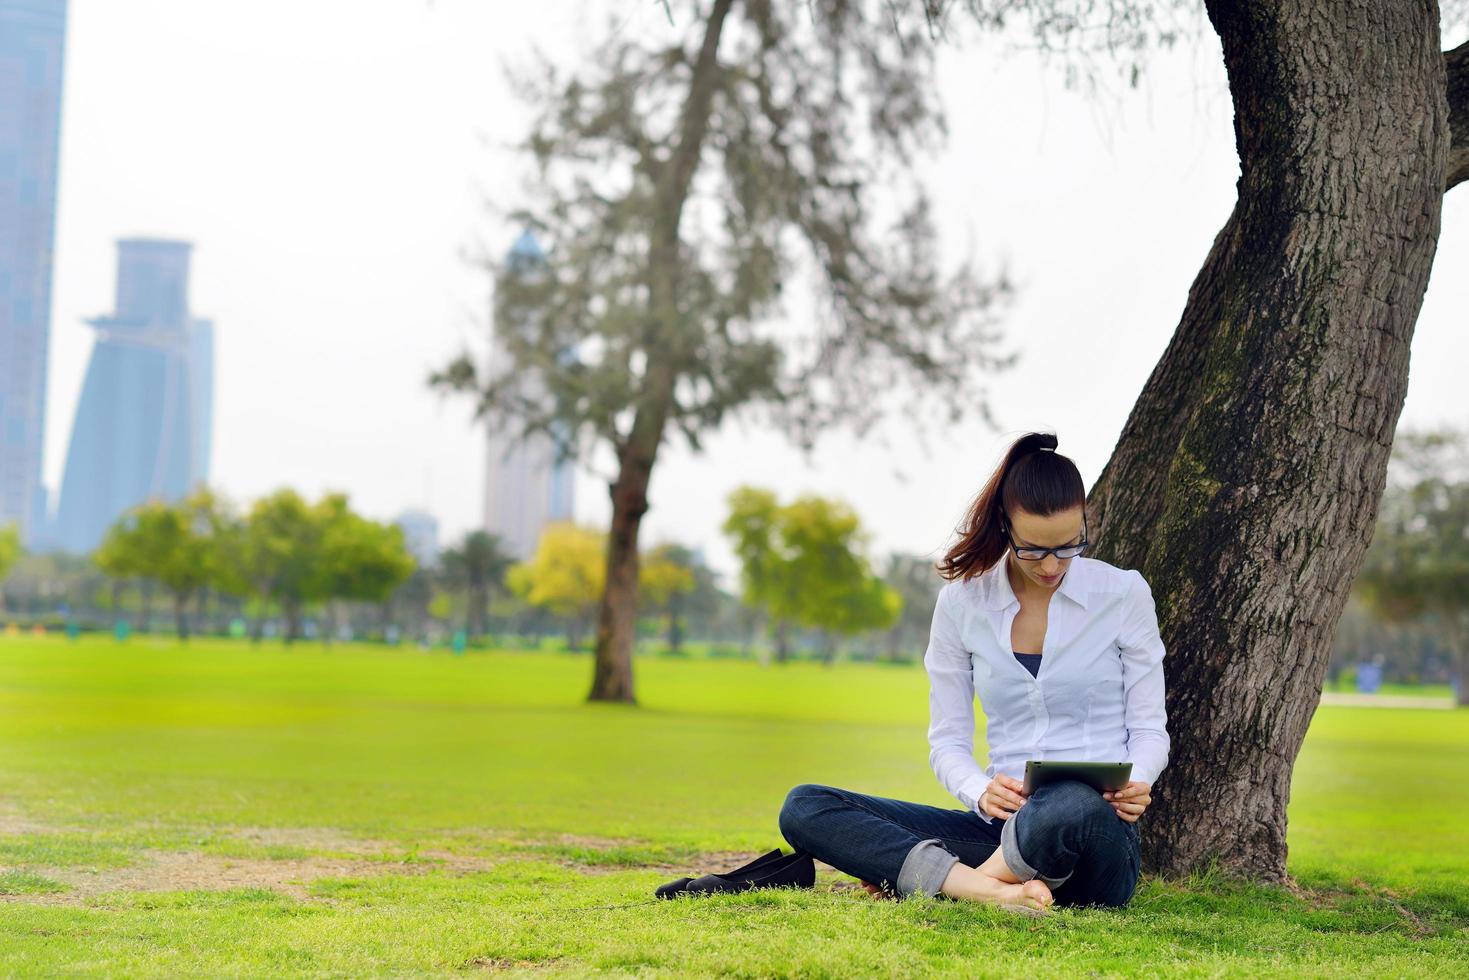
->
[[394, 509, 439, 570], [53, 239, 214, 553], [483, 231, 575, 560], [0, 0, 68, 546]]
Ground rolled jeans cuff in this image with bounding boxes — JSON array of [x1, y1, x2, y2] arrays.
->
[[1000, 812, 1072, 890], [896, 838, 960, 898]]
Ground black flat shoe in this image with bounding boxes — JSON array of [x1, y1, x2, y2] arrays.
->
[[680, 850, 815, 896], [654, 876, 695, 899], [654, 847, 804, 899]]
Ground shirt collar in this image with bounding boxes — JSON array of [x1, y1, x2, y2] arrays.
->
[[980, 555, 1090, 611]]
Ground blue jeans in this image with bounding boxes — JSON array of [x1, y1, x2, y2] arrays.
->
[[778, 780, 1141, 907]]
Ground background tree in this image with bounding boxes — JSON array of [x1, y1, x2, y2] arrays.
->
[[878, 553, 946, 662], [1355, 428, 1469, 706], [431, 0, 1014, 703], [140, 489, 232, 640], [0, 523, 20, 615], [775, 495, 902, 664], [637, 544, 698, 652], [506, 522, 608, 650], [723, 486, 899, 662], [722, 487, 798, 661], [316, 494, 417, 644], [238, 489, 324, 644], [94, 502, 177, 632], [440, 531, 515, 638]]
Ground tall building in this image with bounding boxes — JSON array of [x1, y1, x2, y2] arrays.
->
[[53, 239, 214, 553], [483, 231, 575, 560], [0, 0, 68, 546], [394, 509, 439, 570]]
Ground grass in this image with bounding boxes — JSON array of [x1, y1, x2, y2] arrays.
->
[[0, 636, 1465, 976]]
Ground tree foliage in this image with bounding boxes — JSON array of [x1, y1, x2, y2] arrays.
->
[[1355, 428, 1469, 704], [88, 488, 418, 643], [94, 490, 231, 639], [0, 523, 22, 613], [723, 486, 900, 661], [878, 552, 947, 660], [440, 530, 516, 638], [508, 523, 705, 651]]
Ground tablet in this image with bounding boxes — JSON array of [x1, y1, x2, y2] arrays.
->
[[1022, 761, 1132, 795]]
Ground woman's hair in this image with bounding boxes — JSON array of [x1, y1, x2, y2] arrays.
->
[[937, 431, 1087, 582]]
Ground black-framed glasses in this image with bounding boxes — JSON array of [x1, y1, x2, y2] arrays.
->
[[1000, 515, 1088, 561]]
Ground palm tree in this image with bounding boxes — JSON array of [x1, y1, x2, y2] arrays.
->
[[439, 531, 515, 639]]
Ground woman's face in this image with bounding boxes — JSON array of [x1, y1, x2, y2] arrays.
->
[[1004, 505, 1086, 591]]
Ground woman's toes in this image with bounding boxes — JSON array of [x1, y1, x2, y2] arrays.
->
[[1020, 879, 1053, 908]]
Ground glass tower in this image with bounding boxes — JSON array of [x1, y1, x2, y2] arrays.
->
[[53, 239, 214, 553], [0, 0, 68, 545], [483, 230, 576, 559]]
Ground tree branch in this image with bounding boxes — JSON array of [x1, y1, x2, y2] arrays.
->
[[1449, 39, 1468, 191]]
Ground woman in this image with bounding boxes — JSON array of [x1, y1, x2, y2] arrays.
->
[[777, 431, 1169, 912]]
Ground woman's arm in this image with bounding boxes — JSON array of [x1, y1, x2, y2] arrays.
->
[[924, 587, 993, 818], [1117, 569, 1170, 786]]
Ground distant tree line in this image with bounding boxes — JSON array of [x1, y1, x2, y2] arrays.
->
[[4, 435, 1468, 687], [4, 426, 1468, 688], [0, 485, 940, 662]]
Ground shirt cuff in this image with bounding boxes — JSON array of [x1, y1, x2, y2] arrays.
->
[[968, 776, 994, 823]]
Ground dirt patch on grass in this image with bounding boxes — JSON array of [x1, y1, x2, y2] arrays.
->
[[58, 851, 407, 900], [1, 817, 851, 905], [4, 847, 496, 905], [466, 955, 563, 971], [0, 804, 53, 837], [0, 818, 500, 906]]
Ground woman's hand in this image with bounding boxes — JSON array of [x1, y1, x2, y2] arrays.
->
[[979, 774, 1029, 820], [1103, 781, 1152, 822]]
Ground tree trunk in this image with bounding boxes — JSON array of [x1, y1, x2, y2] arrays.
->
[[172, 591, 189, 641], [1447, 39, 1468, 190], [1088, 0, 1451, 881], [668, 595, 683, 653], [284, 598, 301, 645], [586, 0, 733, 703], [471, 584, 488, 638], [1451, 613, 1469, 708], [590, 453, 653, 700], [774, 618, 790, 663]]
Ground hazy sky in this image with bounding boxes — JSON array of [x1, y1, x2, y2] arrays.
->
[[42, 1, 1469, 580]]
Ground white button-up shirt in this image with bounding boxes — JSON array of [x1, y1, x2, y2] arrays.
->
[[923, 555, 1170, 823]]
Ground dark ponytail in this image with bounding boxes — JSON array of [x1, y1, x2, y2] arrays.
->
[[937, 431, 1086, 582]]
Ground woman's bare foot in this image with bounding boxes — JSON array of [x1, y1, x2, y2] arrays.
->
[[939, 863, 1054, 912]]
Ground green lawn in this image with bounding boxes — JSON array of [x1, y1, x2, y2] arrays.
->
[[0, 636, 1464, 976]]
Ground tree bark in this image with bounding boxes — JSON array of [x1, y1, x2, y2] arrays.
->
[[1088, 0, 1450, 881], [1451, 612, 1469, 708], [284, 598, 301, 645], [470, 584, 488, 638], [587, 0, 734, 702], [667, 600, 683, 653], [1447, 38, 1468, 190], [172, 591, 189, 641]]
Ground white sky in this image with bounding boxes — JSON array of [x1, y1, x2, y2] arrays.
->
[[42, 0, 1469, 581]]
